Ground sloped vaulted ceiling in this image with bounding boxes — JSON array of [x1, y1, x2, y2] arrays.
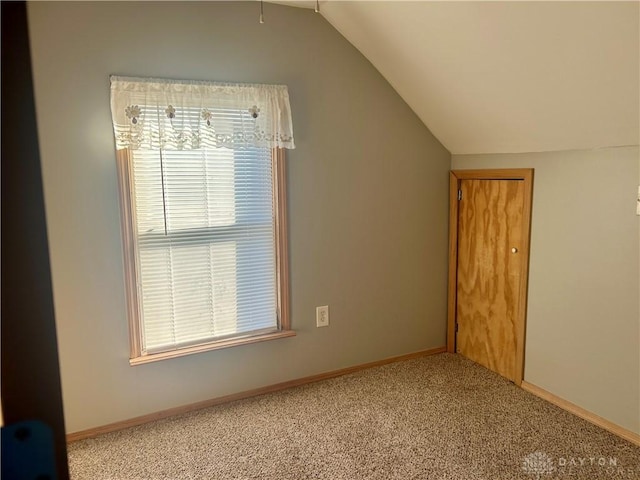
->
[[273, 1, 640, 155]]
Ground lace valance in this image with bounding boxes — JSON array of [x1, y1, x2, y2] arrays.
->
[[110, 76, 295, 150]]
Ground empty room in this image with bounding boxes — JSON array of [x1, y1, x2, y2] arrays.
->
[[2, 1, 639, 479]]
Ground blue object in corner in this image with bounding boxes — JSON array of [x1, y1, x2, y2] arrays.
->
[[1, 420, 57, 480]]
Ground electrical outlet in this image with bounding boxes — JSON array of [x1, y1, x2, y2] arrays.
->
[[316, 305, 329, 327]]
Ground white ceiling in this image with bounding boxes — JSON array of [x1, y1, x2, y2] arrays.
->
[[271, 1, 640, 155]]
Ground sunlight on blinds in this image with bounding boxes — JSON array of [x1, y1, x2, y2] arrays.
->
[[131, 146, 277, 354]]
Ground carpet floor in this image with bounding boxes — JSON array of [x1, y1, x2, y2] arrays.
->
[[68, 353, 640, 479]]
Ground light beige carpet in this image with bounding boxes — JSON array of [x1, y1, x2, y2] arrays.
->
[[68, 353, 640, 479]]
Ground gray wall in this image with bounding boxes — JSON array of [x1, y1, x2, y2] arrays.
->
[[453, 147, 640, 434], [27, 2, 450, 433]]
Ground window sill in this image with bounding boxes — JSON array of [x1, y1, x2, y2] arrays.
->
[[129, 330, 296, 366]]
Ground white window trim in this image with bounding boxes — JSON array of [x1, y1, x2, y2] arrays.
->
[[115, 147, 293, 366]]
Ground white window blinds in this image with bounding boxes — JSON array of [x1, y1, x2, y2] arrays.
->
[[131, 146, 277, 353], [110, 77, 294, 356]]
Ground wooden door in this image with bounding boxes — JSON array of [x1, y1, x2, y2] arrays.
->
[[447, 170, 533, 385]]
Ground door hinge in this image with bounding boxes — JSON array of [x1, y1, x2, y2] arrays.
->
[[457, 190, 462, 201], [455, 322, 459, 333]]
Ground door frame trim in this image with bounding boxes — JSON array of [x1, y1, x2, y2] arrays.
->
[[447, 169, 534, 385]]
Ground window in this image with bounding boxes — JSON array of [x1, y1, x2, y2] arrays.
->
[[110, 77, 295, 364]]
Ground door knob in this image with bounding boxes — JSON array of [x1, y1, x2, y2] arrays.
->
[[511, 247, 518, 253]]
